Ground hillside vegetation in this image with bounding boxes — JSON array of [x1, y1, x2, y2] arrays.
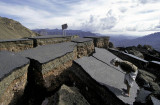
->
[[0, 17, 39, 40]]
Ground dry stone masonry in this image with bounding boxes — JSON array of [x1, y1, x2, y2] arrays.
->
[[0, 51, 29, 105], [0, 39, 33, 52], [85, 36, 109, 49], [29, 35, 74, 47], [71, 37, 95, 58], [19, 42, 77, 91], [1, 35, 160, 105]]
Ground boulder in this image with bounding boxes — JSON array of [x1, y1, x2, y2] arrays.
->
[[41, 85, 90, 105]]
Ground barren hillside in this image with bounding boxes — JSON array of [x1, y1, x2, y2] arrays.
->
[[0, 17, 39, 40]]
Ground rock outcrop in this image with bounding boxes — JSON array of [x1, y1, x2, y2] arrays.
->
[[41, 85, 90, 105]]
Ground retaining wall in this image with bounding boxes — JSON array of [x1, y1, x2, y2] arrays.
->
[[0, 51, 29, 105]]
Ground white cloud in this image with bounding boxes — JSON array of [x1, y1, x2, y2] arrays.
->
[[0, 0, 160, 36]]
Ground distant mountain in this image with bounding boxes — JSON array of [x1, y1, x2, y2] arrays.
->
[[109, 35, 138, 46], [0, 16, 39, 40], [112, 32, 160, 51], [32, 29, 98, 37]]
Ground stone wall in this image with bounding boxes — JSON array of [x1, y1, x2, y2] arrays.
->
[[0, 35, 79, 52], [0, 35, 111, 105], [108, 48, 148, 69], [0, 51, 29, 105], [19, 42, 77, 90], [69, 63, 125, 105], [29, 35, 74, 47], [108, 48, 160, 78], [0, 39, 33, 52], [72, 38, 95, 58], [84, 36, 109, 49]]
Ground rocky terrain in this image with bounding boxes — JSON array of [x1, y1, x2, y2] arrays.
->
[[0, 17, 39, 40]]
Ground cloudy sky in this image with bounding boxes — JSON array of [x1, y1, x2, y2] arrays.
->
[[0, 0, 160, 36]]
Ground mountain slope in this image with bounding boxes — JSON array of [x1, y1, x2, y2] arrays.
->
[[115, 32, 160, 51], [32, 29, 98, 37], [0, 17, 39, 40]]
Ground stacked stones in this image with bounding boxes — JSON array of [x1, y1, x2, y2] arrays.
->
[[0, 35, 110, 104], [0, 39, 33, 52], [72, 37, 95, 58], [29, 35, 73, 47], [19, 42, 77, 91], [0, 51, 29, 105], [84, 36, 109, 49]]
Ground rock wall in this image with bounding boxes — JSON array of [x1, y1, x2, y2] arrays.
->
[[20, 42, 77, 90], [108, 48, 148, 69], [0, 39, 33, 52], [0, 35, 111, 105], [108, 48, 160, 78], [0, 51, 29, 105], [29, 35, 73, 47], [72, 38, 95, 58], [84, 36, 109, 49], [0, 35, 78, 52], [69, 63, 125, 105]]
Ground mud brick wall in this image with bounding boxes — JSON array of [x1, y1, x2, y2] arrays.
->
[[29, 35, 75, 47], [19, 42, 77, 92], [0, 51, 29, 105], [72, 38, 95, 58], [84, 36, 109, 49], [0, 39, 33, 52]]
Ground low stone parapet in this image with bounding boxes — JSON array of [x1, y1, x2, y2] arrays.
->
[[0, 39, 33, 52], [0, 51, 29, 105], [72, 37, 95, 58], [84, 36, 109, 49]]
